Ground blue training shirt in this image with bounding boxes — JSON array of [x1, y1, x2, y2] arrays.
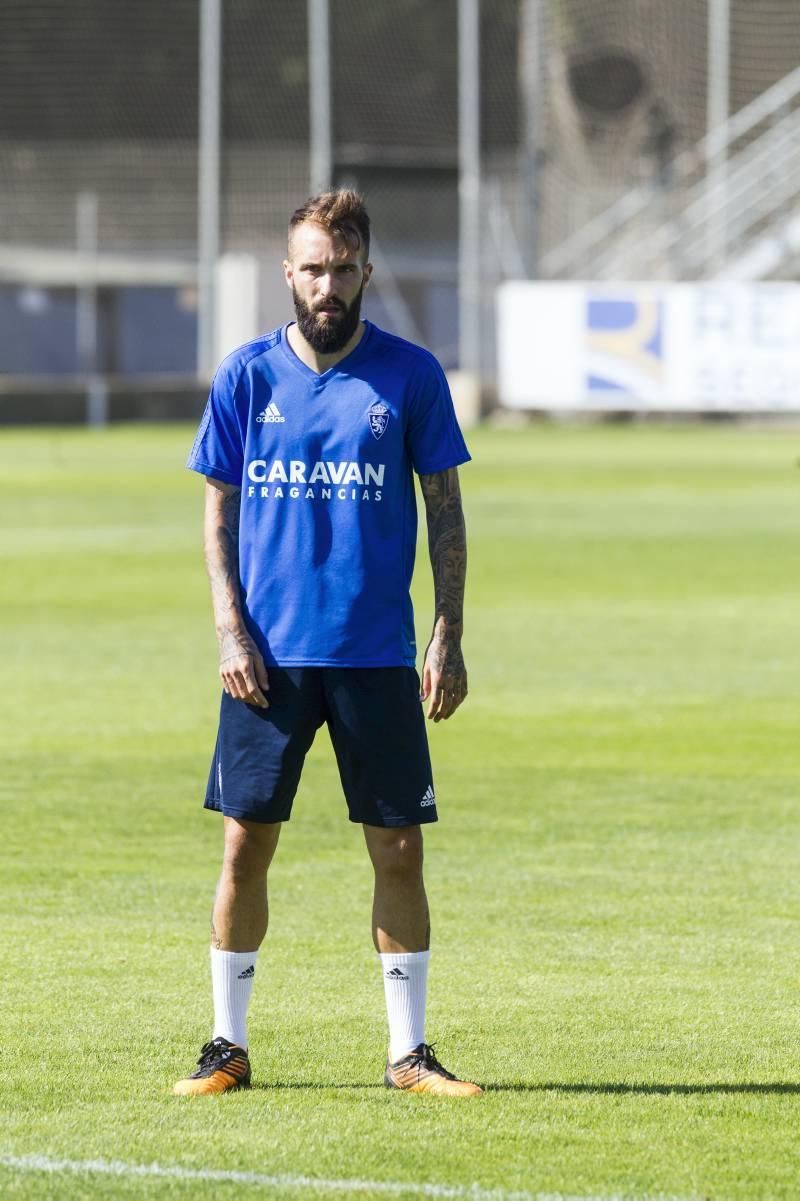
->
[[187, 320, 470, 667]]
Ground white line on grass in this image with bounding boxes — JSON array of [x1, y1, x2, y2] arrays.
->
[[0, 1152, 697, 1201]]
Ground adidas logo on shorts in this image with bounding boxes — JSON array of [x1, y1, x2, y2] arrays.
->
[[420, 785, 436, 807], [257, 403, 285, 423]]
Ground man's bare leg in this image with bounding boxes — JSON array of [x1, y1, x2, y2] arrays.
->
[[208, 819, 280, 1050], [364, 824, 430, 1063], [363, 824, 429, 952], [364, 823, 481, 1096], [211, 817, 282, 951], [174, 818, 281, 1095]]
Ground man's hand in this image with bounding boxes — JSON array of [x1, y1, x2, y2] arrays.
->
[[421, 618, 468, 722], [219, 628, 270, 708]]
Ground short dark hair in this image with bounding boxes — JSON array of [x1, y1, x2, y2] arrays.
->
[[288, 189, 371, 260]]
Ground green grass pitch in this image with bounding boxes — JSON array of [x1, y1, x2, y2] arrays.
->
[[1, 421, 799, 1200]]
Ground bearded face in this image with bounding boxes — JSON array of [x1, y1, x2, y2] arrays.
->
[[292, 282, 365, 355], [285, 220, 372, 356]]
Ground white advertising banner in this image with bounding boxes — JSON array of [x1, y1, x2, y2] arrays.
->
[[497, 282, 800, 411]]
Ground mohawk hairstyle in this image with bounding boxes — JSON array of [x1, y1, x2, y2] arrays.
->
[[288, 189, 371, 260]]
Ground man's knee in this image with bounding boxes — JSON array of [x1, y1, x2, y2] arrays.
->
[[222, 818, 280, 880], [366, 824, 424, 880]]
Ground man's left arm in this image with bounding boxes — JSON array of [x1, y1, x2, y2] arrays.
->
[[418, 466, 468, 722]]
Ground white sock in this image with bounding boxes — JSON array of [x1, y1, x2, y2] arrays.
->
[[380, 950, 429, 1063], [210, 948, 258, 1049]]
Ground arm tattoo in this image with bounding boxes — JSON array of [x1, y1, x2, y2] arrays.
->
[[419, 468, 467, 631], [204, 486, 250, 661], [419, 468, 467, 676]]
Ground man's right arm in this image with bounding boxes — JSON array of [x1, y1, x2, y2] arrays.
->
[[203, 477, 269, 707]]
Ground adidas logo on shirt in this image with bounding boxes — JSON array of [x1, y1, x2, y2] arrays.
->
[[257, 403, 285, 423], [420, 785, 436, 807]]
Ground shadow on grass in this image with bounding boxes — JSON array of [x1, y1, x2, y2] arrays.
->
[[485, 1082, 800, 1095], [252, 1081, 800, 1095], [252, 1082, 384, 1090]]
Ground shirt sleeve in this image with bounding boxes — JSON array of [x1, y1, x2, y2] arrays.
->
[[186, 356, 246, 485], [405, 356, 472, 476]]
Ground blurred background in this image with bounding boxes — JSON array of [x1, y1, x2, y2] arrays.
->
[[1, 0, 799, 423]]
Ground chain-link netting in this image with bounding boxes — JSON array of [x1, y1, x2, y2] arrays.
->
[[0, 0, 200, 257], [1, 0, 799, 382], [533, 0, 800, 280]]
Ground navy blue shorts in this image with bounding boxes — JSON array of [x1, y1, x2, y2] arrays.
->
[[204, 667, 437, 828]]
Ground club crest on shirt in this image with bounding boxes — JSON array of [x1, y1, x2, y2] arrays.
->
[[367, 401, 390, 440]]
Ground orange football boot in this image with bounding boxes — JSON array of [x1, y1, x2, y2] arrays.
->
[[384, 1043, 482, 1097], [173, 1037, 251, 1096]]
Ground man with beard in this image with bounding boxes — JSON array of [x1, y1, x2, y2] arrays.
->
[[175, 190, 480, 1097]]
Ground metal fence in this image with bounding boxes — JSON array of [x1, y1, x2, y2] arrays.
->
[[1, 0, 798, 407]]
